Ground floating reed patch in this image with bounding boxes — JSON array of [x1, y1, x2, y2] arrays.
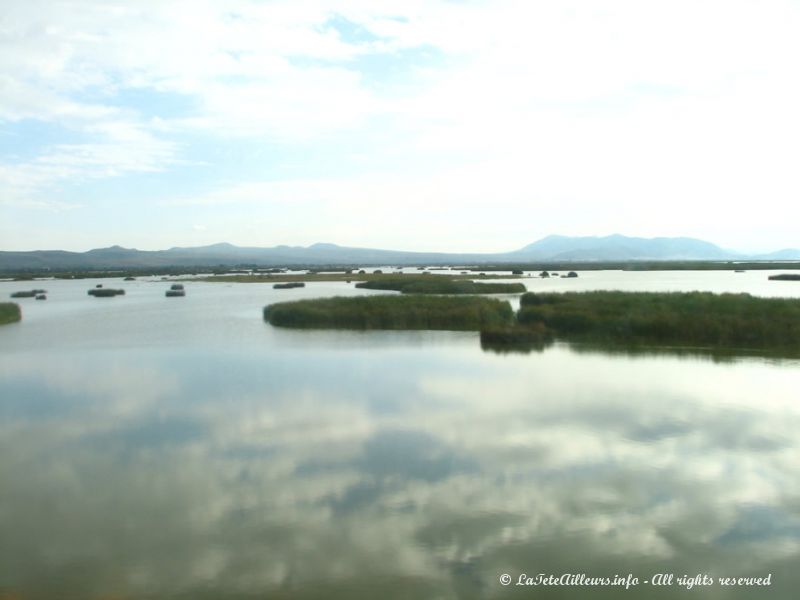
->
[[0, 303, 22, 325], [273, 282, 306, 289], [261, 289, 800, 356], [264, 295, 514, 330], [517, 291, 800, 350], [88, 288, 125, 297]]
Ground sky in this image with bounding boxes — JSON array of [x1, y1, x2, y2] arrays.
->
[[1, 0, 799, 253]]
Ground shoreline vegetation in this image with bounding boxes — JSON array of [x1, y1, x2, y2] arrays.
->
[[0, 303, 21, 325], [264, 291, 800, 355]]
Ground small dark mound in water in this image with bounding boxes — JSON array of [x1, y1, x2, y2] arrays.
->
[[769, 274, 800, 281], [166, 290, 186, 297], [35, 294, 47, 300], [273, 282, 306, 289], [88, 288, 125, 297], [170, 283, 185, 290]]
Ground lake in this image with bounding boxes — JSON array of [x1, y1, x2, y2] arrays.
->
[[1, 272, 799, 599]]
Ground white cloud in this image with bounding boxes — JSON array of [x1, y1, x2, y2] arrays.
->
[[2, 0, 800, 248], [4, 0, 800, 134], [0, 119, 180, 208]]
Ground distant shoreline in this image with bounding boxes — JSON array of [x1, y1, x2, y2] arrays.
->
[[2, 234, 799, 274], [2, 260, 800, 281]]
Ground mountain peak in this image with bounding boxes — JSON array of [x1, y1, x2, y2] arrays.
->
[[3, 234, 791, 272], [86, 245, 135, 254], [513, 234, 734, 261]]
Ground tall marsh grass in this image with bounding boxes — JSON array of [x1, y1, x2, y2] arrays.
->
[[264, 295, 514, 330], [518, 291, 800, 350], [0, 303, 21, 325]]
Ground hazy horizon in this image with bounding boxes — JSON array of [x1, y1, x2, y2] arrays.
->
[[2, 232, 798, 257], [2, 1, 799, 253]]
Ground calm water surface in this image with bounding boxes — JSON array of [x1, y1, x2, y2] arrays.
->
[[1, 273, 799, 599]]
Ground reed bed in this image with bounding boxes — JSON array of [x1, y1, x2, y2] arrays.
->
[[0, 303, 21, 325], [517, 291, 800, 350], [264, 295, 514, 330]]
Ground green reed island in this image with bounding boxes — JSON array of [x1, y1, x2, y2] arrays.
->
[[516, 291, 800, 351], [87, 288, 125, 297], [0, 303, 21, 326], [769, 274, 800, 281], [10, 289, 47, 298], [273, 282, 306, 289], [264, 290, 800, 354], [264, 295, 513, 330]]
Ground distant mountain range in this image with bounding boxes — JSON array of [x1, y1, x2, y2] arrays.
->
[[1, 235, 798, 271]]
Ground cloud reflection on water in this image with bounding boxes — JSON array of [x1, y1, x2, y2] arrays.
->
[[1, 343, 799, 599]]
